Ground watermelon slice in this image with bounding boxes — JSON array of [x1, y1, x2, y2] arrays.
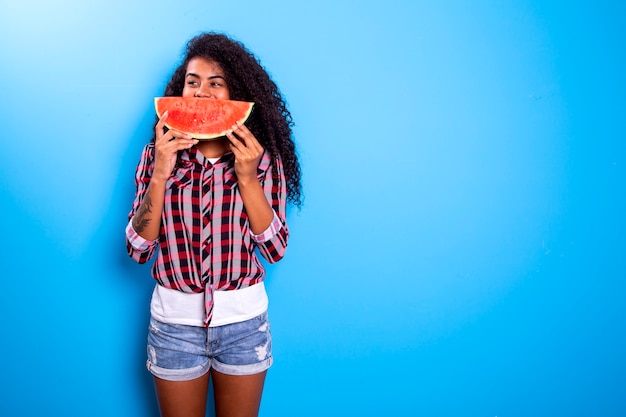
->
[[154, 97, 254, 139]]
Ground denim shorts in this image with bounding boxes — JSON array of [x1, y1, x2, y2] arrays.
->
[[146, 311, 272, 381]]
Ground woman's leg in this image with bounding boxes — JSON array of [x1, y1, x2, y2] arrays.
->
[[211, 369, 267, 417], [153, 373, 211, 417]]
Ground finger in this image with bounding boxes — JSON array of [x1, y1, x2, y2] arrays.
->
[[227, 137, 251, 164], [155, 111, 169, 140], [155, 142, 198, 166], [159, 130, 194, 145], [228, 142, 243, 160], [156, 112, 188, 136], [225, 130, 245, 150], [157, 110, 169, 125], [168, 130, 194, 141], [227, 135, 258, 164], [156, 133, 197, 153], [231, 122, 263, 153], [171, 140, 199, 151], [232, 120, 250, 133], [231, 121, 253, 141], [156, 112, 194, 142]]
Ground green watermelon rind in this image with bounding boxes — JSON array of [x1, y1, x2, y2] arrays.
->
[[154, 97, 254, 140]]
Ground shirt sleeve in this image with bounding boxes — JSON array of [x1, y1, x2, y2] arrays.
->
[[251, 211, 283, 243], [252, 156, 289, 264], [126, 220, 159, 264], [125, 144, 160, 264]]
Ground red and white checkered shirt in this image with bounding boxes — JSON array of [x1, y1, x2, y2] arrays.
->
[[126, 144, 289, 326]]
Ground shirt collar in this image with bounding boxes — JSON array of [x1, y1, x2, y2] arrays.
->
[[178, 147, 273, 187]]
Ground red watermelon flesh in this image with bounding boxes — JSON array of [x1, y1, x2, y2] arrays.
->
[[154, 97, 254, 139]]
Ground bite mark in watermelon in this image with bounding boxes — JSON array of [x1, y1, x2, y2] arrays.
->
[[154, 97, 254, 139]]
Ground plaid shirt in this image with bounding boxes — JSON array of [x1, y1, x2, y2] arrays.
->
[[126, 144, 289, 326]]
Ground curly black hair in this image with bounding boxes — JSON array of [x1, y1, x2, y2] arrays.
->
[[159, 31, 302, 207]]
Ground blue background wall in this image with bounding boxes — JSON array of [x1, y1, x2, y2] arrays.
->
[[1, 1, 624, 416]]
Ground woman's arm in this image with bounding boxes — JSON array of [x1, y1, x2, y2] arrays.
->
[[227, 121, 289, 263], [132, 112, 198, 240], [226, 121, 274, 235]]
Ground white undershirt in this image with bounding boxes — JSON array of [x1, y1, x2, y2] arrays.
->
[[150, 282, 268, 327], [149, 157, 268, 328]]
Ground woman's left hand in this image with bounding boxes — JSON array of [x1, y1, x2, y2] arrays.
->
[[226, 121, 264, 181]]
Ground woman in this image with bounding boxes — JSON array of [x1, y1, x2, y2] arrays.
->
[[126, 32, 302, 417]]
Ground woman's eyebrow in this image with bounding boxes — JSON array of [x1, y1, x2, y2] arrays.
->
[[185, 73, 225, 80]]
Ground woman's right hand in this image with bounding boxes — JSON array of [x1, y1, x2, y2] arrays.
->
[[153, 111, 198, 181]]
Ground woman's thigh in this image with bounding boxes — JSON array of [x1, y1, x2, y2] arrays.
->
[[153, 373, 210, 417], [211, 369, 267, 417]]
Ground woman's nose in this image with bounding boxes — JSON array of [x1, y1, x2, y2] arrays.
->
[[194, 85, 211, 98]]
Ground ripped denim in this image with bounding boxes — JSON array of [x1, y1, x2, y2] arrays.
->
[[146, 311, 272, 381]]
